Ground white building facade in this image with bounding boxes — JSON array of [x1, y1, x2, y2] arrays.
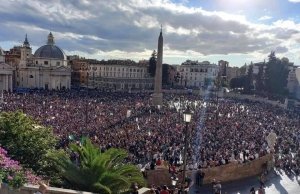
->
[[18, 33, 71, 90], [175, 60, 219, 88], [88, 60, 153, 91], [0, 47, 14, 91]]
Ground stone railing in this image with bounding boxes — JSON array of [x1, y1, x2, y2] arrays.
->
[[0, 184, 93, 194]]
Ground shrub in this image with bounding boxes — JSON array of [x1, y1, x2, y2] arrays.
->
[[0, 147, 41, 189]]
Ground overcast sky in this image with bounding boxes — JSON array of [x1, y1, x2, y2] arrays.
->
[[0, 0, 300, 66]]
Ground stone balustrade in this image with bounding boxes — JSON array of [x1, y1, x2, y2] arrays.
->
[[0, 184, 93, 194]]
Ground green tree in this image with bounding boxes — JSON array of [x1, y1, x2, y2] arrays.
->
[[244, 64, 253, 93], [162, 63, 170, 86], [0, 111, 59, 180], [240, 64, 247, 75], [230, 76, 246, 89], [265, 51, 289, 95], [148, 50, 157, 77], [255, 63, 265, 92], [54, 138, 145, 194]]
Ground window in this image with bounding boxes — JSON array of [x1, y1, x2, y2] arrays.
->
[[29, 75, 33, 78], [35, 61, 38, 64], [44, 61, 48, 65], [56, 62, 60, 66]]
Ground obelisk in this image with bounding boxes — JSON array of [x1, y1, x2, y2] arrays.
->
[[152, 27, 163, 106]]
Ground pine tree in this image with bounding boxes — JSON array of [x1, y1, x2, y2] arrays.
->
[[148, 50, 157, 77], [243, 65, 253, 93], [255, 63, 265, 92], [265, 51, 289, 95], [162, 63, 170, 86]]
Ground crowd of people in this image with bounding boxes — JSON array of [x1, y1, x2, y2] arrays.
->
[[1, 89, 300, 191]]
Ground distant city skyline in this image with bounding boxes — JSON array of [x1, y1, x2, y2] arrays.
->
[[0, 0, 300, 67]]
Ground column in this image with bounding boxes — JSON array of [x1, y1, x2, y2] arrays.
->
[[5, 75, 8, 91], [0, 75, 3, 91], [9, 75, 12, 92]]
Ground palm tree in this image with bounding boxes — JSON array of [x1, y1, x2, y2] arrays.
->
[[54, 138, 145, 194]]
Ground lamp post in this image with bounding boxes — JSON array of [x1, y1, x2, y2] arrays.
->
[[182, 106, 192, 185]]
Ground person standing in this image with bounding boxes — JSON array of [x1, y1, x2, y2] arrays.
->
[[258, 185, 265, 194], [213, 180, 222, 194], [160, 185, 170, 194], [250, 187, 255, 194], [196, 169, 205, 187]]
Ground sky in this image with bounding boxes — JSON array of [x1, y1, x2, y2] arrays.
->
[[0, 0, 300, 67]]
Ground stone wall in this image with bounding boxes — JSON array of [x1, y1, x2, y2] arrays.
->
[[200, 154, 272, 184], [146, 154, 272, 186], [0, 184, 93, 194]]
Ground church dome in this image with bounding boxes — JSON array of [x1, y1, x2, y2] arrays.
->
[[34, 32, 66, 60], [34, 45, 66, 60]]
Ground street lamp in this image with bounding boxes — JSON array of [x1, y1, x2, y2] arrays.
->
[[182, 106, 192, 185], [171, 176, 178, 189]]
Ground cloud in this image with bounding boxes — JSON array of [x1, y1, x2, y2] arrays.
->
[[0, 0, 299, 66], [275, 46, 288, 53], [258, 16, 272, 21], [288, 0, 300, 3]]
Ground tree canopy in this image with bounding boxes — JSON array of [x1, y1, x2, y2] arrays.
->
[[265, 51, 289, 95], [148, 50, 157, 77], [0, 111, 60, 181], [162, 63, 170, 86]]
